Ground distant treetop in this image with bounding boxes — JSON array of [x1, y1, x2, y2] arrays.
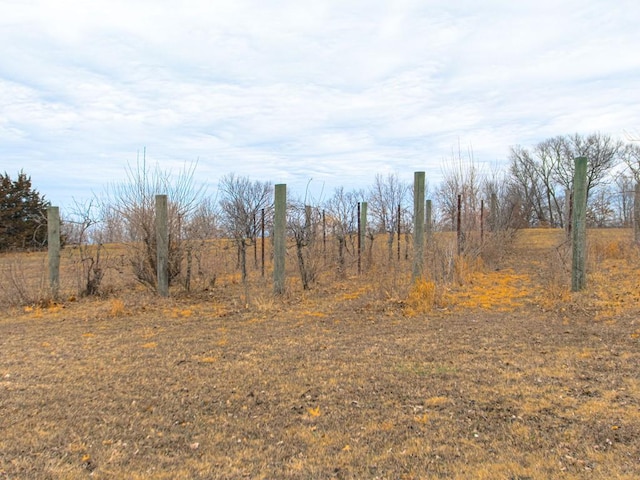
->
[[0, 171, 50, 251]]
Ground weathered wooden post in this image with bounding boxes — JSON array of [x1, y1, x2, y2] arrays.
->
[[634, 183, 640, 244], [156, 194, 169, 297], [571, 157, 587, 292], [360, 202, 368, 252], [47, 206, 60, 299], [413, 172, 425, 280], [490, 193, 498, 232], [565, 188, 573, 237], [360, 201, 367, 273], [425, 199, 433, 242], [273, 184, 286, 295]]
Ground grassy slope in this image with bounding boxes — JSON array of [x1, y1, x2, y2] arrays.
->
[[1, 229, 639, 479]]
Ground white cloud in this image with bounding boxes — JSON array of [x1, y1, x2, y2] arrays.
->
[[1, 0, 639, 210]]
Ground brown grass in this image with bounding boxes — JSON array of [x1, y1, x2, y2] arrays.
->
[[1, 229, 639, 479]]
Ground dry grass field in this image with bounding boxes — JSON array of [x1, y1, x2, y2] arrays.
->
[[1, 229, 639, 479]]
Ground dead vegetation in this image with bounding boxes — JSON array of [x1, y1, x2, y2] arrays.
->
[[1, 229, 639, 479]]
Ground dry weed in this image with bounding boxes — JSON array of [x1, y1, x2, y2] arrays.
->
[[108, 298, 126, 317], [403, 279, 438, 316]]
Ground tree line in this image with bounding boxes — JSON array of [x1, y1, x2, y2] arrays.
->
[[2, 131, 639, 294]]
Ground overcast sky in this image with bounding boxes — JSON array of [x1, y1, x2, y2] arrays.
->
[[2, 0, 639, 211]]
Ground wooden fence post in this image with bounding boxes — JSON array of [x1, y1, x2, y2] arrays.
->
[[490, 193, 498, 232], [360, 201, 367, 273], [273, 184, 286, 295], [47, 206, 60, 299], [156, 194, 169, 297], [413, 172, 425, 280], [571, 157, 587, 292], [425, 199, 433, 243], [253, 212, 258, 268]]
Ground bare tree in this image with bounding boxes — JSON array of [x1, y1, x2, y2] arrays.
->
[[508, 133, 624, 227], [483, 168, 527, 231], [613, 172, 635, 226], [324, 187, 362, 275], [288, 200, 320, 290], [620, 143, 640, 180], [97, 202, 127, 244], [184, 196, 220, 241], [508, 146, 540, 226], [436, 145, 484, 234], [368, 173, 410, 261], [534, 138, 567, 226], [62, 198, 107, 296], [219, 174, 272, 283], [107, 154, 204, 288], [551, 133, 623, 196], [587, 186, 615, 227], [181, 196, 220, 291], [509, 144, 562, 227]]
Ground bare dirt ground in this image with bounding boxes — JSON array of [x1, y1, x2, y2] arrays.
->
[[1, 230, 639, 479]]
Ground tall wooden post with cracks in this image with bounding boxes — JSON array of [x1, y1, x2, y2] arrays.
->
[[571, 157, 587, 292], [413, 172, 425, 281], [47, 206, 60, 300], [156, 194, 169, 297], [273, 184, 286, 295]]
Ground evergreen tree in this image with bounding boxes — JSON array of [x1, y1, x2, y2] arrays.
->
[[0, 171, 49, 251]]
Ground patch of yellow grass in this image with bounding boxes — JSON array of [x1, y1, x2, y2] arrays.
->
[[307, 406, 321, 417], [252, 294, 276, 312], [413, 413, 429, 424], [197, 356, 217, 364], [108, 299, 125, 317], [454, 255, 485, 284], [425, 396, 450, 408], [403, 279, 437, 316], [336, 285, 369, 301], [445, 269, 533, 312]]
